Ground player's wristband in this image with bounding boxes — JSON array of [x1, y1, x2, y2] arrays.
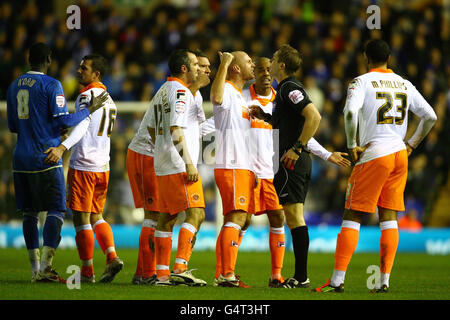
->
[[291, 147, 302, 156]]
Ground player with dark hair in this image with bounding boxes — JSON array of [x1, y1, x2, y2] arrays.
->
[[314, 39, 437, 293], [148, 49, 207, 286], [250, 44, 322, 288], [242, 57, 350, 288], [44, 54, 122, 283], [6, 43, 106, 282]]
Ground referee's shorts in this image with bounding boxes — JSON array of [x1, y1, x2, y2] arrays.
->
[[273, 151, 312, 205]]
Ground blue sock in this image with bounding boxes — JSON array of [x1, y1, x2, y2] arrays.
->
[[43, 211, 64, 249], [23, 214, 39, 250]]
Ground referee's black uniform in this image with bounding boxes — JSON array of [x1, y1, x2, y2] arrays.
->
[[271, 76, 312, 206], [269, 75, 313, 284]]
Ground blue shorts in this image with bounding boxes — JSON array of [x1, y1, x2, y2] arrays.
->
[[13, 166, 66, 213]]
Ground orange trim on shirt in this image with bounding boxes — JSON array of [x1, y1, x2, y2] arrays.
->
[[249, 84, 275, 106], [79, 82, 107, 93], [369, 68, 394, 73], [226, 80, 242, 94], [167, 77, 189, 89]]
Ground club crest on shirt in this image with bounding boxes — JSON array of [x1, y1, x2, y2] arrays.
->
[[288, 90, 304, 104], [56, 94, 66, 108]]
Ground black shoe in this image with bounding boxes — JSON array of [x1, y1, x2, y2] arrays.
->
[[268, 278, 285, 288], [282, 277, 310, 288], [371, 284, 389, 293]]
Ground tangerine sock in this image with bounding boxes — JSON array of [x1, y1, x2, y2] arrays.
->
[[380, 220, 399, 287], [174, 223, 197, 272], [221, 222, 241, 277], [215, 227, 223, 279], [155, 230, 172, 279], [269, 226, 285, 280], [75, 225, 95, 277], [332, 220, 360, 286], [139, 219, 157, 278], [93, 219, 117, 263]]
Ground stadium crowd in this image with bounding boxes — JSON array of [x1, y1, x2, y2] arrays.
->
[[0, 0, 448, 226]]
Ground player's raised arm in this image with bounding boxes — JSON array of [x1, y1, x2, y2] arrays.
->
[[210, 51, 234, 105]]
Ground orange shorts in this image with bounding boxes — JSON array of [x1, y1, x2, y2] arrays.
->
[[67, 167, 109, 214], [345, 150, 408, 213], [126, 149, 160, 211], [253, 178, 283, 215], [157, 172, 205, 215], [214, 168, 255, 215]]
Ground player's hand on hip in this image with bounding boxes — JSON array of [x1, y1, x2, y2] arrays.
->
[[43, 145, 67, 165], [254, 172, 260, 189], [405, 143, 413, 157], [186, 163, 199, 182], [88, 90, 109, 114], [328, 152, 351, 167], [348, 144, 370, 164], [281, 148, 300, 170]]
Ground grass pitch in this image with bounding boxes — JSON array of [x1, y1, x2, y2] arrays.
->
[[0, 248, 449, 301]]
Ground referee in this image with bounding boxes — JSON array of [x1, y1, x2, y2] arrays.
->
[[250, 44, 321, 288]]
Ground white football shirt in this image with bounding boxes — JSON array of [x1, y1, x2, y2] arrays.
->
[[213, 81, 252, 170], [148, 77, 198, 176], [128, 105, 155, 157], [243, 84, 276, 179], [344, 68, 435, 164], [62, 83, 117, 172]]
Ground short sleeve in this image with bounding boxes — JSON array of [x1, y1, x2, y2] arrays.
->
[[214, 84, 232, 110], [169, 87, 188, 128], [48, 80, 69, 117], [280, 82, 312, 115]]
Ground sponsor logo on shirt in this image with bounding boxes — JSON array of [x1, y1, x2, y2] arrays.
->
[[56, 94, 66, 108], [175, 89, 186, 113], [288, 90, 304, 104]]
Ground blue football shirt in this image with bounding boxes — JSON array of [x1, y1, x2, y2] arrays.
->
[[7, 71, 69, 172]]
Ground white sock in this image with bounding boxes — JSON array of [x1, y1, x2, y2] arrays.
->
[[28, 249, 40, 272], [40, 246, 55, 272], [380, 272, 390, 287], [331, 269, 346, 287]]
